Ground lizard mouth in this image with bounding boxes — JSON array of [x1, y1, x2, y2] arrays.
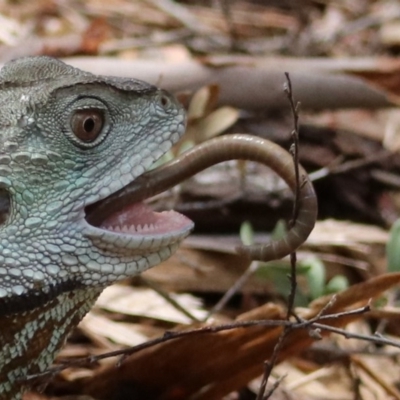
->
[[94, 201, 192, 236], [84, 168, 194, 240]]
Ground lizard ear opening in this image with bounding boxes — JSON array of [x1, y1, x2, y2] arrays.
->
[[0, 188, 10, 226]]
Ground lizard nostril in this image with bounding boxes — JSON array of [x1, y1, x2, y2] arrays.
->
[[71, 109, 104, 143], [159, 95, 170, 108]]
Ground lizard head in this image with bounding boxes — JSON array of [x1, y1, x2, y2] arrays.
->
[[0, 56, 193, 299]]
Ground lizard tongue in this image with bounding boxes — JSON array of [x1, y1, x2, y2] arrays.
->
[[99, 202, 192, 235]]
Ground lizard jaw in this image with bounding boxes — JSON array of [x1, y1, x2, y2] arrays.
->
[[83, 189, 193, 254]]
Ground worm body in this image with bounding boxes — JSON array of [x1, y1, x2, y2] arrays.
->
[[87, 134, 318, 262]]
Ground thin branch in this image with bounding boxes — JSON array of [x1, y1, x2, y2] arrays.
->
[[257, 72, 302, 399], [284, 72, 301, 229], [204, 261, 259, 321], [23, 305, 371, 383], [140, 277, 201, 323], [263, 374, 287, 399], [307, 150, 393, 183], [257, 330, 289, 400]]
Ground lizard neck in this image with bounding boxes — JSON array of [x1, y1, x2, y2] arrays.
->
[[0, 207, 104, 398], [0, 286, 102, 399]]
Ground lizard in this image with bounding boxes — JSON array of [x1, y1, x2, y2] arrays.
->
[[0, 56, 317, 399], [0, 56, 192, 399]]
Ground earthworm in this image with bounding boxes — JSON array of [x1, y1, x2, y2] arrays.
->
[[86, 134, 318, 262]]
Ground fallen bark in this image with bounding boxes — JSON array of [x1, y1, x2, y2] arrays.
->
[[62, 55, 396, 111]]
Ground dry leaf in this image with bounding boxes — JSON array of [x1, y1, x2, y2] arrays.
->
[[94, 285, 207, 324], [187, 84, 219, 120], [79, 273, 400, 400], [80, 313, 151, 347], [195, 106, 240, 140]]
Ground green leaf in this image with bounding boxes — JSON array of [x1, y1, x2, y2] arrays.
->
[[240, 220, 254, 246], [254, 262, 308, 306], [271, 219, 287, 240], [177, 139, 196, 155], [303, 257, 326, 299], [325, 275, 349, 294], [387, 219, 400, 272]]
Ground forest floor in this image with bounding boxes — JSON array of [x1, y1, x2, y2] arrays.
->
[[5, 1, 400, 399]]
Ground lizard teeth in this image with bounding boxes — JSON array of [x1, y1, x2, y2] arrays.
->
[[104, 223, 158, 234], [97, 203, 193, 236], [121, 225, 129, 232]]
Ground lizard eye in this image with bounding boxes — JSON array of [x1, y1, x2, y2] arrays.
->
[[71, 109, 104, 143]]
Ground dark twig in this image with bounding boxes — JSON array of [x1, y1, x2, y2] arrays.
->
[[204, 261, 259, 320], [140, 276, 201, 322], [284, 71, 302, 319], [284, 72, 301, 230], [263, 374, 287, 399], [308, 150, 393, 183], [257, 72, 302, 399], [257, 329, 289, 400], [24, 304, 371, 384]]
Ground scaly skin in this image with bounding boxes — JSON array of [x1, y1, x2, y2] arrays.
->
[[0, 56, 192, 399]]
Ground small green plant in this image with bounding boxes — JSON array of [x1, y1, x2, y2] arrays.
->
[[386, 219, 400, 272], [239, 220, 255, 246], [240, 220, 349, 305]]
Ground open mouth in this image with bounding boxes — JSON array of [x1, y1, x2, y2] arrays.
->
[[84, 167, 194, 239], [95, 201, 192, 236]]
